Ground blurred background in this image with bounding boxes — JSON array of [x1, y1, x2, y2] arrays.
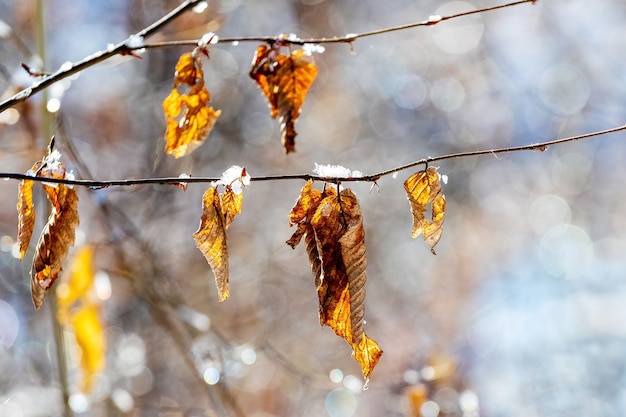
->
[[1, 0, 626, 416]]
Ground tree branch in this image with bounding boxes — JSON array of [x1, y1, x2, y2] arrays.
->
[[0, 0, 204, 114], [2, 123, 623, 188], [0, 0, 536, 114]]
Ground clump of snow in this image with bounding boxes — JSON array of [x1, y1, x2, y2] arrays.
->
[[126, 34, 145, 49], [44, 150, 64, 174], [303, 43, 325, 55], [66, 170, 76, 188], [313, 163, 363, 178], [216, 165, 250, 194], [427, 15, 442, 24], [198, 32, 219, 47]]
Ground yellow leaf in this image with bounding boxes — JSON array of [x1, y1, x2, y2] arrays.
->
[[163, 52, 221, 158], [58, 245, 95, 311], [17, 179, 35, 259], [353, 333, 383, 380], [220, 187, 243, 230], [57, 246, 105, 392], [71, 304, 105, 392], [404, 166, 446, 254], [249, 45, 317, 153], [173, 52, 198, 86], [193, 187, 230, 302]]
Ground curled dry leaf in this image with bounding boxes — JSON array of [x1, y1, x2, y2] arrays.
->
[[193, 187, 230, 302], [163, 52, 221, 158], [31, 183, 80, 310], [404, 166, 446, 254], [20, 150, 80, 310], [249, 44, 317, 153], [17, 178, 35, 258], [287, 183, 382, 379], [193, 172, 248, 303]]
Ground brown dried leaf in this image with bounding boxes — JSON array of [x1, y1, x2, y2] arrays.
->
[[163, 52, 221, 158], [286, 180, 322, 248], [31, 184, 80, 310], [249, 45, 317, 153], [193, 187, 229, 302], [308, 187, 382, 378], [17, 179, 35, 258], [404, 166, 446, 254]]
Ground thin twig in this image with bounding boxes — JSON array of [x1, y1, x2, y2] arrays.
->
[[0, 0, 204, 114], [0, 0, 535, 114], [140, 0, 537, 48], [2, 123, 624, 188]]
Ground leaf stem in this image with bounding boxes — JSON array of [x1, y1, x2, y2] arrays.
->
[[2, 123, 624, 187]]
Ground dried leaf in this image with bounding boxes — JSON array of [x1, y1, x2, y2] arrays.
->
[[193, 187, 230, 302], [220, 186, 243, 230], [286, 180, 321, 248], [163, 52, 221, 158], [31, 184, 80, 310], [404, 166, 446, 254], [17, 179, 35, 258], [173, 52, 198, 86], [249, 45, 317, 153], [353, 333, 384, 380], [71, 304, 105, 392], [288, 182, 382, 378], [193, 167, 250, 301]]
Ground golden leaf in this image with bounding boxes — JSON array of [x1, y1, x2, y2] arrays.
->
[[220, 187, 243, 230], [288, 183, 382, 378], [193, 187, 230, 302], [17, 179, 35, 259], [163, 52, 221, 158], [249, 45, 317, 153], [173, 52, 198, 86], [31, 184, 80, 310], [58, 245, 95, 311], [71, 304, 105, 392], [353, 333, 383, 380], [194, 167, 250, 302], [57, 246, 105, 392], [404, 166, 446, 254]]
